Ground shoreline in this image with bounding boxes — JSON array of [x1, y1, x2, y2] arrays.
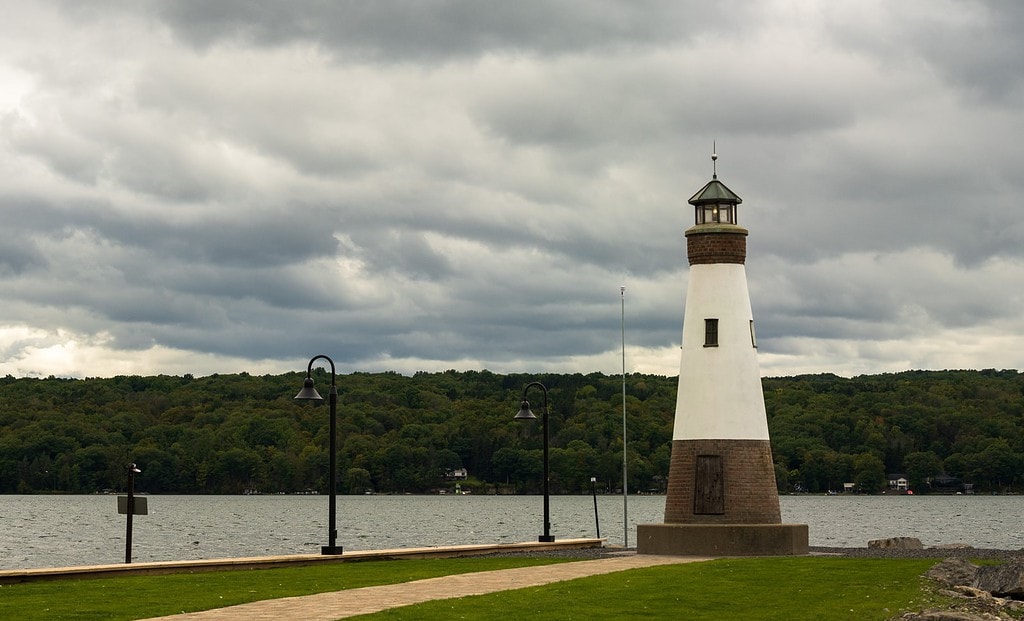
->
[[489, 545, 1024, 561], [809, 545, 1024, 560]]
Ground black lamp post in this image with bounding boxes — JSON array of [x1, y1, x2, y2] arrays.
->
[[515, 381, 554, 542], [294, 354, 343, 555]]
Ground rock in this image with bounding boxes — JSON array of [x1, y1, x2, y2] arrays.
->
[[901, 610, 1002, 620], [973, 559, 1024, 599], [901, 604, 1014, 620], [952, 585, 991, 599], [904, 558, 1024, 620], [869, 536, 923, 550], [932, 544, 976, 551], [927, 558, 980, 589]]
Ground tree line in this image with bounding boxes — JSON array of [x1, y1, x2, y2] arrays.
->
[[1, 368, 1021, 496]]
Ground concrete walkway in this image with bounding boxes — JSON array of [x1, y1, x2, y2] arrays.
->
[[139, 553, 708, 621]]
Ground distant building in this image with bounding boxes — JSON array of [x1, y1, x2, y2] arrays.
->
[[445, 468, 468, 481], [888, 474, 909, 492]]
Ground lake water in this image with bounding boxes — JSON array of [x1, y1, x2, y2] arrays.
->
[[1, 494, 1022, 570]]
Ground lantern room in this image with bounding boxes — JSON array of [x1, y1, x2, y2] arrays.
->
[[688, 174, 742, 226]]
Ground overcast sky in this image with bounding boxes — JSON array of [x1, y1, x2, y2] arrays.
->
[[1, 1, 1023, 380]]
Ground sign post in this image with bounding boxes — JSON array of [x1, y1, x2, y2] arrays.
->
[[118, 463, 145, 563]]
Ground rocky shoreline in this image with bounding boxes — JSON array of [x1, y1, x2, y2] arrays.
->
[[491, 545, 1019, 565], [491, 544, 1024, 561], [811, 545, 1024, 561]]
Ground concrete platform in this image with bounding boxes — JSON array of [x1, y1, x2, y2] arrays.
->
[[637, 523, 808, 556], [0, 538, 605, 584]]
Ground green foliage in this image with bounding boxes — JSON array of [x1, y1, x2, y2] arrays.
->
[[0, 371, 674, 495], [2, 368, 1022, 495], [765, 370, 1024, 494], [903, 451, 943, 492]]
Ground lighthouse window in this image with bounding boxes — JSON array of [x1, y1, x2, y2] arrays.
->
[[749, 320, 757, 348], [697, 204, 735, 225], [704, 318, 719, 347]]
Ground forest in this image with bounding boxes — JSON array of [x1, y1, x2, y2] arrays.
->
[[1, 368, 1022, 496]]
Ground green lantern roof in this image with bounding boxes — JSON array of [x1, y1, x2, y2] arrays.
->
[[688, 177, 742, 206]]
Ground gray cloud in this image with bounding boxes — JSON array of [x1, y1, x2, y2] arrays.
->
[[0, 1, 1022, 379], [150, 1, 726, 60]]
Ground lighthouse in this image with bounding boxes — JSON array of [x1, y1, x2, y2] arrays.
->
[[637, 153, 808, 556]]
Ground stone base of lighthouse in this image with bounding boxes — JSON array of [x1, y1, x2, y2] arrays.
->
[[637, 522, 808, 556], [637, 439, 808, 556]]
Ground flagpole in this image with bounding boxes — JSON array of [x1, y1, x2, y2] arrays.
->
[[621, 285, 628, 548]]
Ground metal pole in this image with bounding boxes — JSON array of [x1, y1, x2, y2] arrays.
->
[[541, 393, 552, 542], [327, 383, 338, 553], [591, 476, 600, 538], [125, 463, 136, 564], [621, 286, 628, 548]]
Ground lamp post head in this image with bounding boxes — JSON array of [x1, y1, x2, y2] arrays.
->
[[514, 399, 537, 420], [128, 463, 141, 474], [294, 376, 325, 402]]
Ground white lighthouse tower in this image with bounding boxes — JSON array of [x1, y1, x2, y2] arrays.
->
[[638, 153, 807, 555]]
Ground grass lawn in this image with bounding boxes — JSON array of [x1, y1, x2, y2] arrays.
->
[[0, 556, 953, 621], [0, 557, 570, 621], [353, 557, 948, 620]]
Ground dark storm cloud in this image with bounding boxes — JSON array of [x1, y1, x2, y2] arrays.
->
[[0, 237, 45, 275], [827, 1, 1024, 104], [2, 1, 1024, 378], [150, 0, 726, 60]]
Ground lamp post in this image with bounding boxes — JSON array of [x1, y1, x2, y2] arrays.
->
[[294, 354, 343, 555], [515, 381, 554, 542], [591, 476, 600, 538]]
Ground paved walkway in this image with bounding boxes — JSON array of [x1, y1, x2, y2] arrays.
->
[[139, 553, 709, 620]]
